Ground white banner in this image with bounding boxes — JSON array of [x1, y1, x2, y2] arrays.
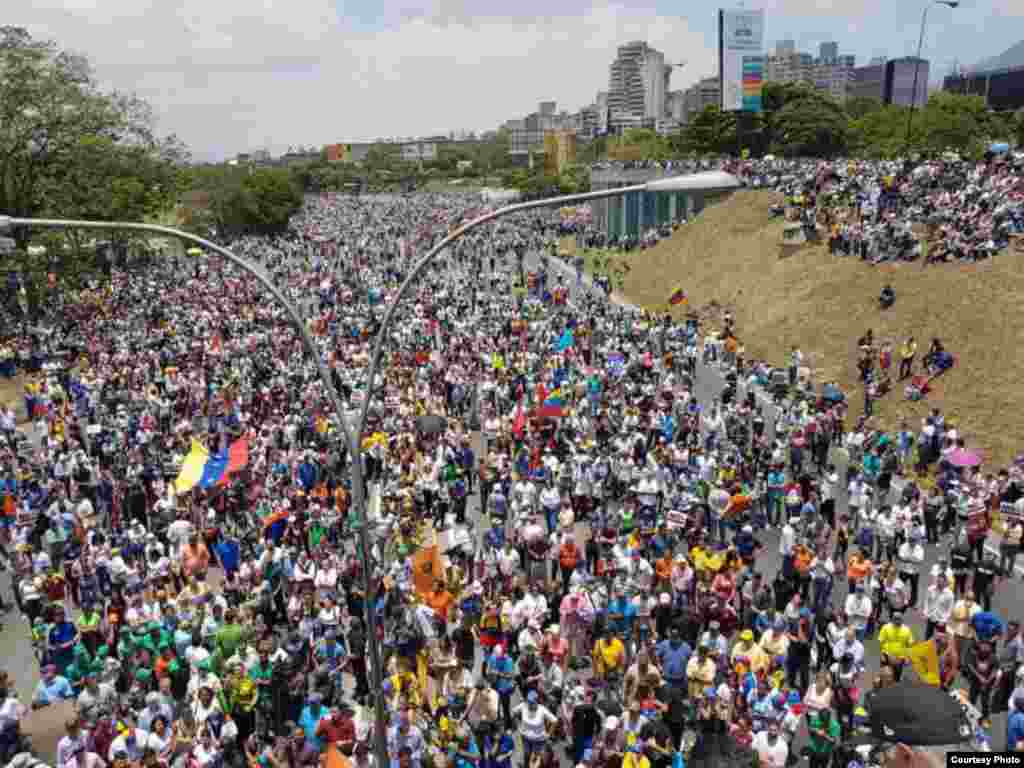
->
[[720, 8, 765, 112]]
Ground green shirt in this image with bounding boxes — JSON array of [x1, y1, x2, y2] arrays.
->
[[249, 662, 274, 700], [807, 714, 841, 754], [215, 624, 244, 660]]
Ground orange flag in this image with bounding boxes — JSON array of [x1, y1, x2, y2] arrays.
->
[[2, 495, 14, 518], [412, 545, 444, 599]]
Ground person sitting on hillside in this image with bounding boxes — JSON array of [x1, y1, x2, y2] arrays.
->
[[879, 285, 895, 310]]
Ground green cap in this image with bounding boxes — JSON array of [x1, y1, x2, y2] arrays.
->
[[135, 668, 153, 682]]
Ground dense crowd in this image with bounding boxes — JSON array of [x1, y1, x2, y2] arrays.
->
[[0, 185, 1021, 768], [724, 152, 1024, 264]]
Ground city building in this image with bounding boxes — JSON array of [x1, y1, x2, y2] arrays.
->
[[884, 57, 930, 107], [943, 64, 1024, 111], [682, 76, 721, 124], [850, 61, 887, 101], [506, 101, 574, 159], [400, 142, 438, 162], [544, 130, 577, 175], [667, 90, 686, 122], [765, 41, 856, 101], [819, 42, 839, 63], [607, 41, 673, 130]]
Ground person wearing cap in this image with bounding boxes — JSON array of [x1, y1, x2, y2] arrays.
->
[[512, 690, 557, 768], [484, 645, 516, 729]]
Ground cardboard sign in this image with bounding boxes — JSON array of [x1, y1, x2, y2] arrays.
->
[[666, 509, 689, 529]]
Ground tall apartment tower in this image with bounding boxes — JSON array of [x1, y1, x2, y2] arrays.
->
[[608, 41, 650, 118]]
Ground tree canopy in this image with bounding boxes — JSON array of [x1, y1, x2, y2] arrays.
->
[[680, 85, 1021, 160], [0, 25, 189, 299]]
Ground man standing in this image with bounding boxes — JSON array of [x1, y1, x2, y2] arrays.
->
[[899, 337, 917, 380]]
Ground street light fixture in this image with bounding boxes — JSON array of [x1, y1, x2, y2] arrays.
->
[[0, 169, 740, 766], [0, 213, 392, 768], [905, 0, 959, 154]]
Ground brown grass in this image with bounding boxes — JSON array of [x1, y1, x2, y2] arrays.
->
[[609, 189, 1024, 470]]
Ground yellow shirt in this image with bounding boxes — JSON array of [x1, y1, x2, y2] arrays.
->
[[878, 625, 914, 660], [594, 637, 625, 674]]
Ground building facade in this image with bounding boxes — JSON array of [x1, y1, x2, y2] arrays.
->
[[765, 42, 856, 101], [682, 77, 722, 124], [400, 142, 438, 162], [943, 65, 1024, 111], [884, 57, 930, 107], [850, 61, 887, 101]]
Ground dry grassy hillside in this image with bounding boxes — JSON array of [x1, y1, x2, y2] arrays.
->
[[619, 189, 1024, 469]]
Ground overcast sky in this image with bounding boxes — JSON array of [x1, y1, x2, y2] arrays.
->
[[11, 0, 1022, 161]]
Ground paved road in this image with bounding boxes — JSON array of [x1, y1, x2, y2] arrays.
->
[[3, 241, 1019, 757]]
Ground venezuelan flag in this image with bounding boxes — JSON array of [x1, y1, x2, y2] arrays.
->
[[175, 439, 210, 495], [179, 437, 250, 494], [669, 286, 688, 306], [538, 388, 565, 419]]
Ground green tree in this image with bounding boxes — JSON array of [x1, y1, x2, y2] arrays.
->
[[772, 91, 849, 157], [178, 166, 302, 239], [0, 27, 171, 245], [845, 96, 884, 120], [679, 106, 737, 155]]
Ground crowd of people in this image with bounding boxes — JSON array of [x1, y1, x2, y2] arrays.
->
[[724, 152, 1024, 265], [0, 179, 1022, 768]]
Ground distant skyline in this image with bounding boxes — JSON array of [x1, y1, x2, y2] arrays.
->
[[11, 0, 1022, 161]]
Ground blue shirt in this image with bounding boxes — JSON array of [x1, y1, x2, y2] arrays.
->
[[486, 654, 517, 694], [1008, 710, 1024, 751], [656, 640, 692, 681], [607, 599, 636, 635], [34, 675, 73, 705], [298, 705, 326, 751]]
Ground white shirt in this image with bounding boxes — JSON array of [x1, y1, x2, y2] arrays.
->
[[779, 524, 795, 556], [752, 732, 788, 768], [512, 703, 556, 741], [844, 594, 872, 630]]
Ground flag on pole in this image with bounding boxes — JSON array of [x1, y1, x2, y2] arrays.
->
[[175, 439, 210, 495], [908, 639, 940, 685]]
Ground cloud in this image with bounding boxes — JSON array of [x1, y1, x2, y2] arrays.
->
[[11, 0, 714, 161]]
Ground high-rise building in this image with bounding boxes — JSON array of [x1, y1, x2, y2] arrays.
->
[[539, 101, 556, 117], [608, 41, 674, 128], [641, 48, 668, 120], [682, 76, 722, 123], [766, 42, 856, 101], [608, 41, 650, 118], [884, 57, 930, 107], [819, 42, 839, 63]]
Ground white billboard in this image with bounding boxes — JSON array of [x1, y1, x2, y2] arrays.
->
[[719, 8, 765, 112]]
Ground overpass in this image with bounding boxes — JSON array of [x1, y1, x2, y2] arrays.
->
[[589, 167, 709, 238]]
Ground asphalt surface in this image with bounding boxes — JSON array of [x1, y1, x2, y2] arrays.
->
[[4, 238, 1019, 757]]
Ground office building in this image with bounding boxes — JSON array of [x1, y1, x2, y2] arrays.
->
[[850, 61, 887, 101], [819, 42, 839, 63], [765, 42, 855, 101], [943, 64, 1024, 111], [884, 57, 929, 106], [682, 76, 722, 123]]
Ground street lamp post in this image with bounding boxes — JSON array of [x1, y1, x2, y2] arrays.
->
[[2, 169, 739, 765], [905, 0, 959, 154], [0, 215, 392, 768], [353, 170, 741, 469]]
